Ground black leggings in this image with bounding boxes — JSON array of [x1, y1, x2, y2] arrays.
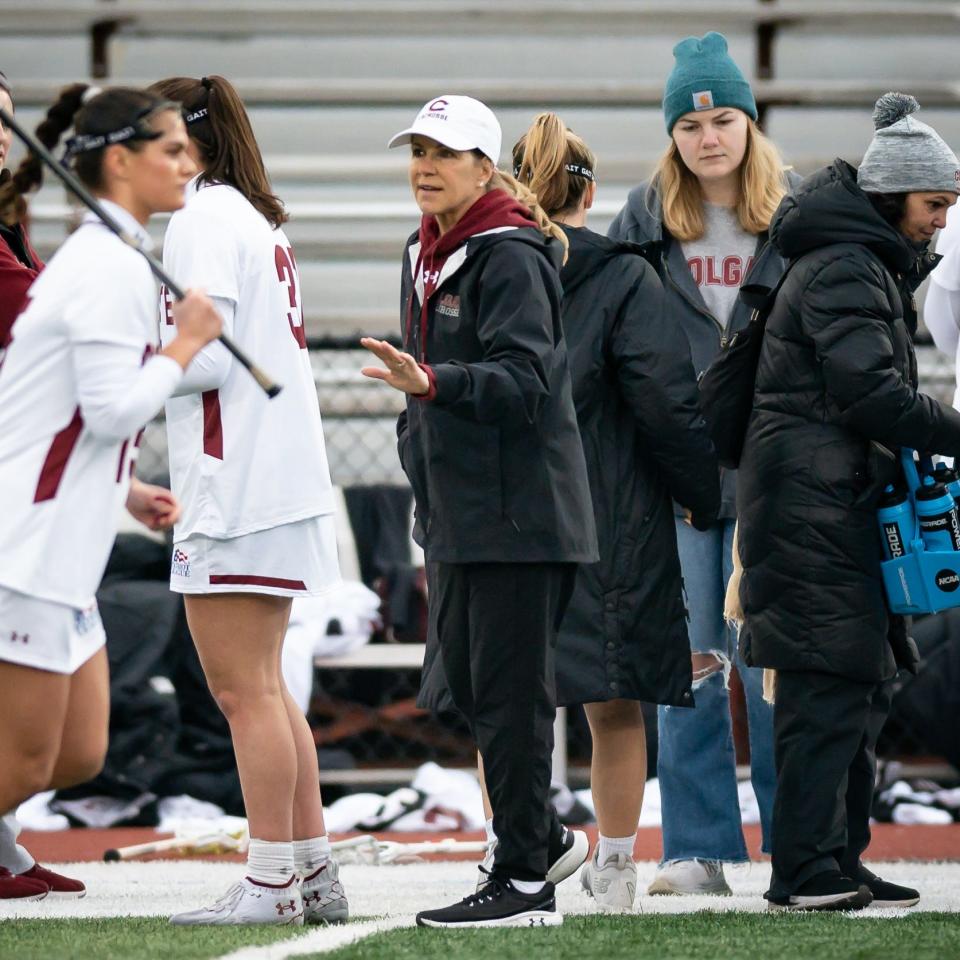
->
[[767, 669, 893, 899]]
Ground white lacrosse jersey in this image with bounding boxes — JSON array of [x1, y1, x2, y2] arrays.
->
[[160, 178, 334, 540], [0, 202, 169, 607]]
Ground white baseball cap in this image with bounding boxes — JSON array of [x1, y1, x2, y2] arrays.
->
[[387, 95, 502, 163]]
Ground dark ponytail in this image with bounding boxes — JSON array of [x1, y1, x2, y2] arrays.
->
[[865, 191, 908, 231], [0, 84, 175, 226], [149, 75, 287, 229]]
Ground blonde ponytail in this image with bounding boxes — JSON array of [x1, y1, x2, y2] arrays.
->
[[513, 113, 596, 221], [489, 167, 569, 261]]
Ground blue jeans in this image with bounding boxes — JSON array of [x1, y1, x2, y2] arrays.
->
[[657, 518, 775, 862]]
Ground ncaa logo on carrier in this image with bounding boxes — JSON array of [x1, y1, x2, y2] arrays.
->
[[936, 569, 960, 592], [172, 549, 191, 578]]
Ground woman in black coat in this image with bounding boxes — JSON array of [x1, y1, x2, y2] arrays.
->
[[738, 93, 960, 911], [511, 113, 720, 910], [361, 95, 596, 929]]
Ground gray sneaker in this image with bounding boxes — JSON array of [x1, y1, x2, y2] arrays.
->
[[170, 875, 304, 925], [647, 858, 732, 896], [580, 847, 638, 912], [301, 859, 349, 925]]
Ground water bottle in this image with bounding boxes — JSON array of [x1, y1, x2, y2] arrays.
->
[[915, 477, 960, 552], [877, 485, 914, 560], [933, 462, 960, 507]]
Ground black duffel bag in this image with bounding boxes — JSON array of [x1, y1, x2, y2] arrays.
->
[[698, 265, 794, 469]]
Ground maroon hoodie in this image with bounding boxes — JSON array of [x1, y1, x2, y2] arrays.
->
[[0, 220, 43, 347], [409, 189, 536, 369]]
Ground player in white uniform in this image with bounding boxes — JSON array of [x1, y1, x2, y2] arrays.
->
[[150, 75, 346, 927], [0, 84, 221, 897]]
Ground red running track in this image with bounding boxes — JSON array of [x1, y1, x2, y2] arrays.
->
[[20, 823, 960, 864]]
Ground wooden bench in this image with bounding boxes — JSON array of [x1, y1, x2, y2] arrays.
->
[[314, 643, 570, 785]]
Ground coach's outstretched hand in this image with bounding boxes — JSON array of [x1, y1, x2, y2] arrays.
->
[[360, 337, 430, 396], [126, 477, 181, 531]]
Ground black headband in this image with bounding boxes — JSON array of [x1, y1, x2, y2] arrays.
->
[[564, 162, 595, 182], [513, 160, 595, 182], [61, 101, 177, 160], [184, 78, 213, 127]]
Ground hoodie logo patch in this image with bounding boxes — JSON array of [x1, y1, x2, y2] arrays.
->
[[436, 293, 461, 318], [693, 90, 714, 111]]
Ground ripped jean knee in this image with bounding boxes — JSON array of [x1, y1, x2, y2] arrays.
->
[[691, 650, 732, 689]]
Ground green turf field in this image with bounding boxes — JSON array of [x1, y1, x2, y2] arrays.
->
[[4, 913, 960, 960]]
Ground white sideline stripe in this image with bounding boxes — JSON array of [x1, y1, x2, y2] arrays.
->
[[214, 917, 408, 960]]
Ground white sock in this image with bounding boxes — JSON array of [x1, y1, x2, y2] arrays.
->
[[598, 833, 635, 864], [484, 818, 497, 846], [510, 879, 546, 894], [0, 813, 34, 874], [246, 838, 295, 886], [293, 835, 331, 876]]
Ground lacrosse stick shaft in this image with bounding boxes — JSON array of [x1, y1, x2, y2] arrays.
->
[[0, 105, 281, 399], [103, 836, 190, 861]]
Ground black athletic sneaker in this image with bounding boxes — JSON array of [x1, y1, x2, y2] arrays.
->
[[416, 874, 562, 928], [476, 827, 590, 892], [546, 827, 590, 885], [766, 871, 873, 912], [855, 866, 920, 908]]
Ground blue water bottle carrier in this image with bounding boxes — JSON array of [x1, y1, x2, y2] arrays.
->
[[879, 448, 960, 614]]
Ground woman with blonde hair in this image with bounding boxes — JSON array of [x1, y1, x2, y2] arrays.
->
[[361, 94, 597, 928], [608, 31, 797, 896], [510, 113, 720, 910]]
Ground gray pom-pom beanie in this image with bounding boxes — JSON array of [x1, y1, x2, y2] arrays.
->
[[857, 92, 960, 195]]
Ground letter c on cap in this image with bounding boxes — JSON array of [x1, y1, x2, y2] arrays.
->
[[428, 99, 448, 111]]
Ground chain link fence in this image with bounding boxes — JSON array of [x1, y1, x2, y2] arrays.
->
[[132, 338, 959, 785], [137, 340, 960, 485]]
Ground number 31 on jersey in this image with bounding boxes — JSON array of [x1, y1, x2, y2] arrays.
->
[[159, 246, 307, 350]]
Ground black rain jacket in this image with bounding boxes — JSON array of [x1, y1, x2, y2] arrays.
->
[[396, 224, 598, 565], [738, 159, 960, 682]]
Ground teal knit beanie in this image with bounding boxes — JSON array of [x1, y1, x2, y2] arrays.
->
[[662, 32, 757, 134]]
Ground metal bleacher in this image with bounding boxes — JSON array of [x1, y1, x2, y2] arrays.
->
[[3, 1, 958, 783], [4, 0, 960, 340]]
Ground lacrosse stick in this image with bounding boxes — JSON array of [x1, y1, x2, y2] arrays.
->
[[331, 834, 488, 865], [0, 105, 282, 399], [103, 827, 248, 862]]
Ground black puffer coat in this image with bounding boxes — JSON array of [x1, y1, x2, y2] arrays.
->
[[554, 226, 719, 707], [738, 160, 960, 682]]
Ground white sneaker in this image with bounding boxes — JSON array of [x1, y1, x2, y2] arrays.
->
[[647, 859, 732, 896], [170, 875, 304, 926], [580, 847, 638, 912], [301, 859, 349, 925]]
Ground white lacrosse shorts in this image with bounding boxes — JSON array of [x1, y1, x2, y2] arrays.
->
[[0, 586, 105, 674], [170, 513, 341, 598]]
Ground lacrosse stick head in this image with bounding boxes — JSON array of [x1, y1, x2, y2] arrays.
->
[[329, 834, 383, 865], [172, 819, 249, 855]]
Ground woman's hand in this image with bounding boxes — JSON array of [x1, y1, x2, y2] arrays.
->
[[126, 477, 181, 531], [360, 337, 430, 395]]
